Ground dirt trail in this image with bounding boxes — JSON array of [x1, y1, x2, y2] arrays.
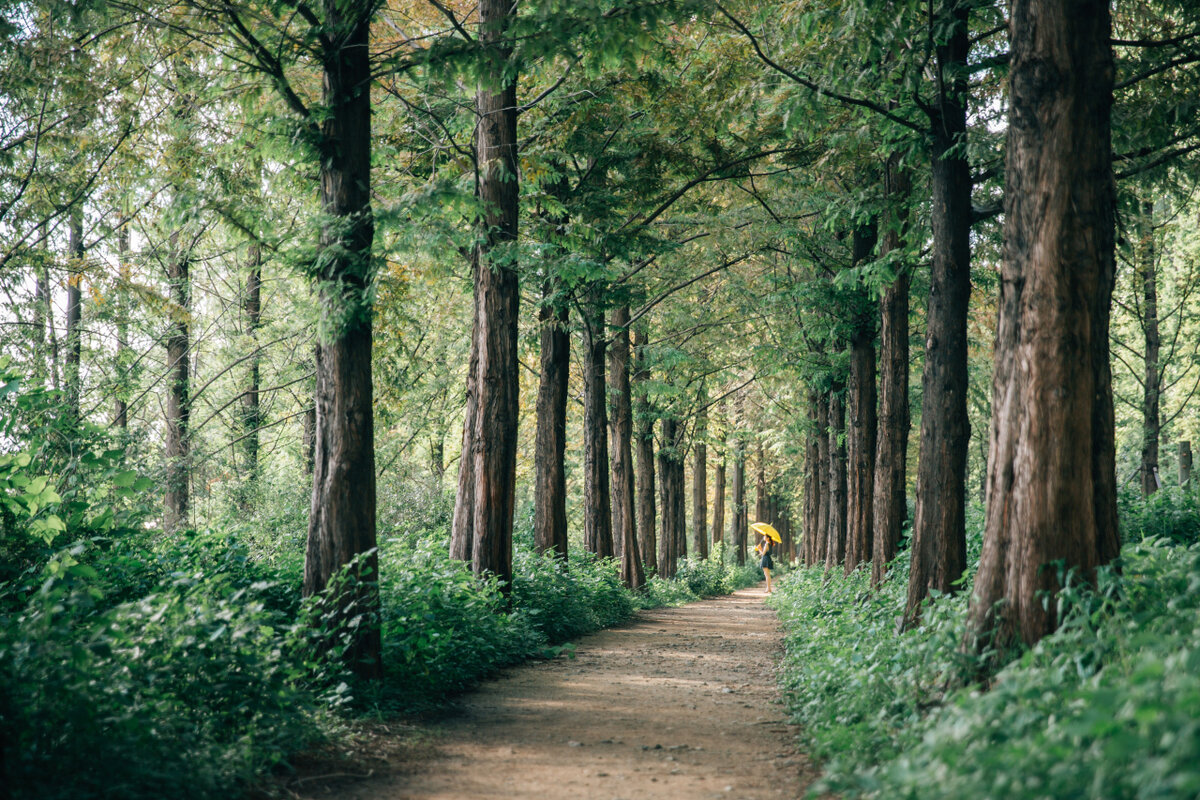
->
[[292, 584, 812, 800]]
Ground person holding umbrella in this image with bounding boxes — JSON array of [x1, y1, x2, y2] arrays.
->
[[751, 522, 780, 594]]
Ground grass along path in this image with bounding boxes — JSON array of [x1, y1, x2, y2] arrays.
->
[[287, 584, 812, 800]]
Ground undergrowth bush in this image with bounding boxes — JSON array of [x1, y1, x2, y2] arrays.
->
[[0, 542, 327, 800], [773, 525, 1200, 798], [1120, 484, 1200, 545]]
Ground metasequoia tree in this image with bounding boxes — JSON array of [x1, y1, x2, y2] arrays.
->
[[533, 180, 571, 558], [64, 207, 84, 424], [633, 327, 659, 575], [968, 0, 1120, 651], [582, 295, 615, 559], [730, 432, 747, 565], [163, 226, 191, 532], [610, 305, 645, 587], [720, 0, 980, 614], [692, 396, 708, 560], [903, 0, 973, 622], [872, 160, 913, 585], [533, 278, 570, 558], [456, 0, 522, 587], [301, 0, 382, 678], [1137, 199, 1161, 496], [845, 221, 878, 574]]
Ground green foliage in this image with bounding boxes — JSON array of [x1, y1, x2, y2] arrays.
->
[[639, 543, 762, 608], [0, 542, 326, 800], [1119, 485, 1200, 546], [510, 546, 635, 643], [772, 532, 1200, 799]]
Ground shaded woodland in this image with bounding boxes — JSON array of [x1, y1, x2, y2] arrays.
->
[[4, 0, 1200, 797]]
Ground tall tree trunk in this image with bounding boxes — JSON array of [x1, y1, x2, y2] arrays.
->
[[872, 163, 912, 586], [65, 206, 84, 423], [657, 417, 678, 578], [450, 314, 478, 561], [906, 1, 972, 621], [1180, 441, 1193, 486], [815, 394, 831, 565], [303, 405, 316, 476], [804, 398, 819, 565], [711, 451, 726, 547], [826, 389, 848, 570], [633, 328, 657, 576], [692, 399, 708, 559], [302, 2, 381, 680], [968, 0, 1119, 653], [673, 448, 687, 563], [164, 229, 190, 532], [1139, 198, 1161, 497], [430, 433, 445, 486], [113, 220, 130, 429], [583, 300, 614, 559], [755, 439, 767, 521], [731, 437, 746, 565], [609, 305, 643, 587], [466, 0, 521, 588], [847, 223, 879, 575], [241, 242, 263, 482], [534, 278, 569, 558]]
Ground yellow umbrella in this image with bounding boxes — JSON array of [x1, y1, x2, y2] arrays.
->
[[751, 521, 781, 543]]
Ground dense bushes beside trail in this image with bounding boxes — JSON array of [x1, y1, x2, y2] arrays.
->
[[771, 501, 1200, 799], [1, 473, 760, 799]]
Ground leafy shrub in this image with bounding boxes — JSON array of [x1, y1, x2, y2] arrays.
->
[[0, 545, 323, 800], [772, 532, 1200, 799], [639, 543, 762, 608], [377, 536, 540, 707], [1119, 485, 1200, 545], [511, 546, 634, 642], [676, 541, 764, 597]]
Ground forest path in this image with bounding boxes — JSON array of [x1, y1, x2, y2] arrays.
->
[[291, 584, 813, 800]]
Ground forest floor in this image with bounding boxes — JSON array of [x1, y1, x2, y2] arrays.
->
[[278, 584, 814, 800]]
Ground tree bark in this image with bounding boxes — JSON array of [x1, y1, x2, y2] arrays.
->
[[826, 388, 848, 570], [430, 433, 445, 486], [303, 1, 381, 680], [731, 436, 746, 565], [583, 299, 614, 559], [164, 229, 190, 532], [906, 0, 972, 622], [534, 278, 569, 558], [804, 396, 819, 565], [692, 399, 708, 559], [846, 222, 879, 575], [241, 242, 263, 482], [609, 305, 644, 587], [633, 328, 657, 576], [711, 451, 726, 548], [658, 417, 678, 578], [967, 0, 1120, 652], [113, 220, 130, 429], [303, 405, 316, 475], [755, 439, 767, 522], [450, 313, 478, 561], [1180, 441, 1192, 486], [1138, 198, 1161, 497], [872, 163, 912, 586], [65, 206, 84, 424], [814, 394, 831, 565], [462, 0, 521, 590]]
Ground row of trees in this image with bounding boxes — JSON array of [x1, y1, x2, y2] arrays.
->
[[5, 0, 1200, 678]]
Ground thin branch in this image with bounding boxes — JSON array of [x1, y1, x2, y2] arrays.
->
[[716, 3, 925, 134]]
